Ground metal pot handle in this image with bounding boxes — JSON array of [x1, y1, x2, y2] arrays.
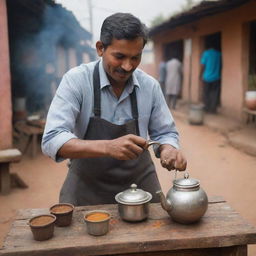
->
[[146, 140, 161, 149], [174, 170, 190, 180]]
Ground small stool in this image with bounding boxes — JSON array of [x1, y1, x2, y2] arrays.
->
[[243, 108, 256, 124], [0, 149, 22, 194], [14, 121, 44, 158]]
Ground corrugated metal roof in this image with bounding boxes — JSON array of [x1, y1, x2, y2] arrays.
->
[[149, 0, 252, 37]]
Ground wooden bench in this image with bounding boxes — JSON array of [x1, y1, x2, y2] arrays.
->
[[14, 121, 44, 158], [243, 108, 256, 124], [0, 149, 23, 194]]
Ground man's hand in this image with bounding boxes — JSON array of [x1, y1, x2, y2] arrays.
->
[[105, 134, 147, 160], [159, 144, 187, 171]]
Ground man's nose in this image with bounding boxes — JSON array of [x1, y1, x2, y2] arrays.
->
[[121, 60, 133, 72]]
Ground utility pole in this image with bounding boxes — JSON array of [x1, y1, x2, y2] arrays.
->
[[87, 0, 93, 45]]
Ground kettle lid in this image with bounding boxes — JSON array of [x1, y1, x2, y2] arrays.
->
[[115, 184, 152, 205], [173, 172, 200, 189]]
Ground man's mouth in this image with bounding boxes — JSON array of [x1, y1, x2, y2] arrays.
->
[[115, 68, 132, 78]]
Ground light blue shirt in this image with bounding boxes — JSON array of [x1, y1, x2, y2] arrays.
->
[[42, 60, 179, 162], [201, 49, 221, 82]]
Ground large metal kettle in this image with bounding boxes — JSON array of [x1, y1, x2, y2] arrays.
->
[[156, 171, 208, 224]]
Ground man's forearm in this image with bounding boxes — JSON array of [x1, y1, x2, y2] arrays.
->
[[57, 138, 108, 159]]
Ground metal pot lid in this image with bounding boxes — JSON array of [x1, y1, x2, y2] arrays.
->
[[173, 172, 200, 189], [115, 184, 152, 205]]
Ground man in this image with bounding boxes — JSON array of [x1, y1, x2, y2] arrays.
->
[[42, 13, 187, 206], [200, 40, 221, 113], [165, 55, 182, 110]]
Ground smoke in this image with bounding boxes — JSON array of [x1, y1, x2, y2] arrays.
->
[[8, 0, 94, 116]]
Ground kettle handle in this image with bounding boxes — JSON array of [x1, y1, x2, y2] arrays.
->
[[174, 170, 190, 180], [146, 140, 161, 149]]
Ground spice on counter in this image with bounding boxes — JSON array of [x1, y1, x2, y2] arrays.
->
[[30, 216, 54, 226], [51, 205, 73, 214], [86, 212, 110, 222]]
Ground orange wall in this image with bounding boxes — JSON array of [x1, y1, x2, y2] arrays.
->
[[152, 1, 256, 120], [0, 0, 12, 149]]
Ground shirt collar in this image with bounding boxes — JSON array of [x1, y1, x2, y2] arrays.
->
[[98, 59, 140, 91]]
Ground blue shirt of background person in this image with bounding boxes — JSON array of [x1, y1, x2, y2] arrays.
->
[[200, 48, 221, 82]]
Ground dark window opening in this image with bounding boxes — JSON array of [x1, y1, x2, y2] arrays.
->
[[249, 21, 256, 90]]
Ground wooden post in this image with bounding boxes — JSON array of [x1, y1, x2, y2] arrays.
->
[[0, 163, 10, 194]]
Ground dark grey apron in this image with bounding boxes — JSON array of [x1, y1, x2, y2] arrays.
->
[[59, 62, 160, 206]]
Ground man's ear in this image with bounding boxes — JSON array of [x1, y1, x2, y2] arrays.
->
[[96, 41, 104, 57]]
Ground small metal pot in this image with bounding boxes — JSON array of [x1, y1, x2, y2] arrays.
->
[[115, 184, 152, 222], [84, 210, 111, 236]]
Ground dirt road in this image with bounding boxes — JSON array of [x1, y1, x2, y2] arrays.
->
[[1, 116, 256, 254]]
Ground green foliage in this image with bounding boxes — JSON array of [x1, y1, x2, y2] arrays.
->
[[150, 0, 198, 28], [150, 14, 166, 27], [180, 0, 195, 12], [248, 74, 256, 90]]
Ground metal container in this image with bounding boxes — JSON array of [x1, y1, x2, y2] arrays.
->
[[115, 184, 152, 222], [188, 104, 204, 125], [245, 91, 256, 110], [84, 210, 111, 236], [157, 171, 208, 224]]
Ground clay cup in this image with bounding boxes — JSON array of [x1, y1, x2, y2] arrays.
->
[[29, 214, 56, 241], [50, 203, 74, 227]]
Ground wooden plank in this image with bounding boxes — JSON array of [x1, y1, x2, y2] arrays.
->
[[114, 245, 247, 256], [1, 200, 256, 256], [0, 149, 22, 163]]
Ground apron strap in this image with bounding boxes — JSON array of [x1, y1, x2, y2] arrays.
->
[[93, 61, 140, 135], [130, 88, 140, 136], [93, 61, 101, 117]]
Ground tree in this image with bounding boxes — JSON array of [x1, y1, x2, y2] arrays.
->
[[150, 14, 166, 27], [180, 0, 196, 12]]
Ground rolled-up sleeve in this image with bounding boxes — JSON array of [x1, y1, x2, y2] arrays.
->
[[148, 80, 180, 156], [41, 73, 82, 162]]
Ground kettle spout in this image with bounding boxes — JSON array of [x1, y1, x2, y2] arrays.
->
[[156, 190, 172, 212]]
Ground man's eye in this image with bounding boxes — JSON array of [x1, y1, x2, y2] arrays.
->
[[115, 55, 124, 59], [132, 56, 141, 61]]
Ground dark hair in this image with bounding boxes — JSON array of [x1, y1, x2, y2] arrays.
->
[[100, 13, 148, 48]]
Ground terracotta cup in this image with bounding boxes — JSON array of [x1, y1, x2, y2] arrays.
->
[[50, 203, 74, 227], [29, 214, 56, 241]]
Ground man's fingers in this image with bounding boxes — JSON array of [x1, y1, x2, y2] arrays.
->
[[161, 158, 175, 171], [174, 152, 187, 171]]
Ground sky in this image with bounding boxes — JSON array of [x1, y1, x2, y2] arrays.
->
[[55, 0, 200, 45]]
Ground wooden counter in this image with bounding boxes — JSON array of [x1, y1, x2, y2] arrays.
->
[[1, 197, 256, 256]]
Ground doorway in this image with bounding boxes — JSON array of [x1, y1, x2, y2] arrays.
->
[[248, 20, 256, 91], [164, 40, 184, 62]]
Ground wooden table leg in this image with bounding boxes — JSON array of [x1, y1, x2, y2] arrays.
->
[[0, 163, 10, 195], [220, 245, 247, 255], [31, 134, 37, 158]]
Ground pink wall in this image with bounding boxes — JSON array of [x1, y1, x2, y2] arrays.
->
[[0, 0, 12, 149], [152, 1, 256, 120]]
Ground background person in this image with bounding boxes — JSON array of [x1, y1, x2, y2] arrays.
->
[[165, 55, 182, 110], [158, 60, 167, 99], [200, 40, 222, 113], [42, 13, 187, 206]]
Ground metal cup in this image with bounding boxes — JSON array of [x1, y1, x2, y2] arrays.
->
[[84, 210, 111, 236]]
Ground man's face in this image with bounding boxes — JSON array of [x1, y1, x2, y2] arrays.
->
[[96, 37, 144, 86]]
